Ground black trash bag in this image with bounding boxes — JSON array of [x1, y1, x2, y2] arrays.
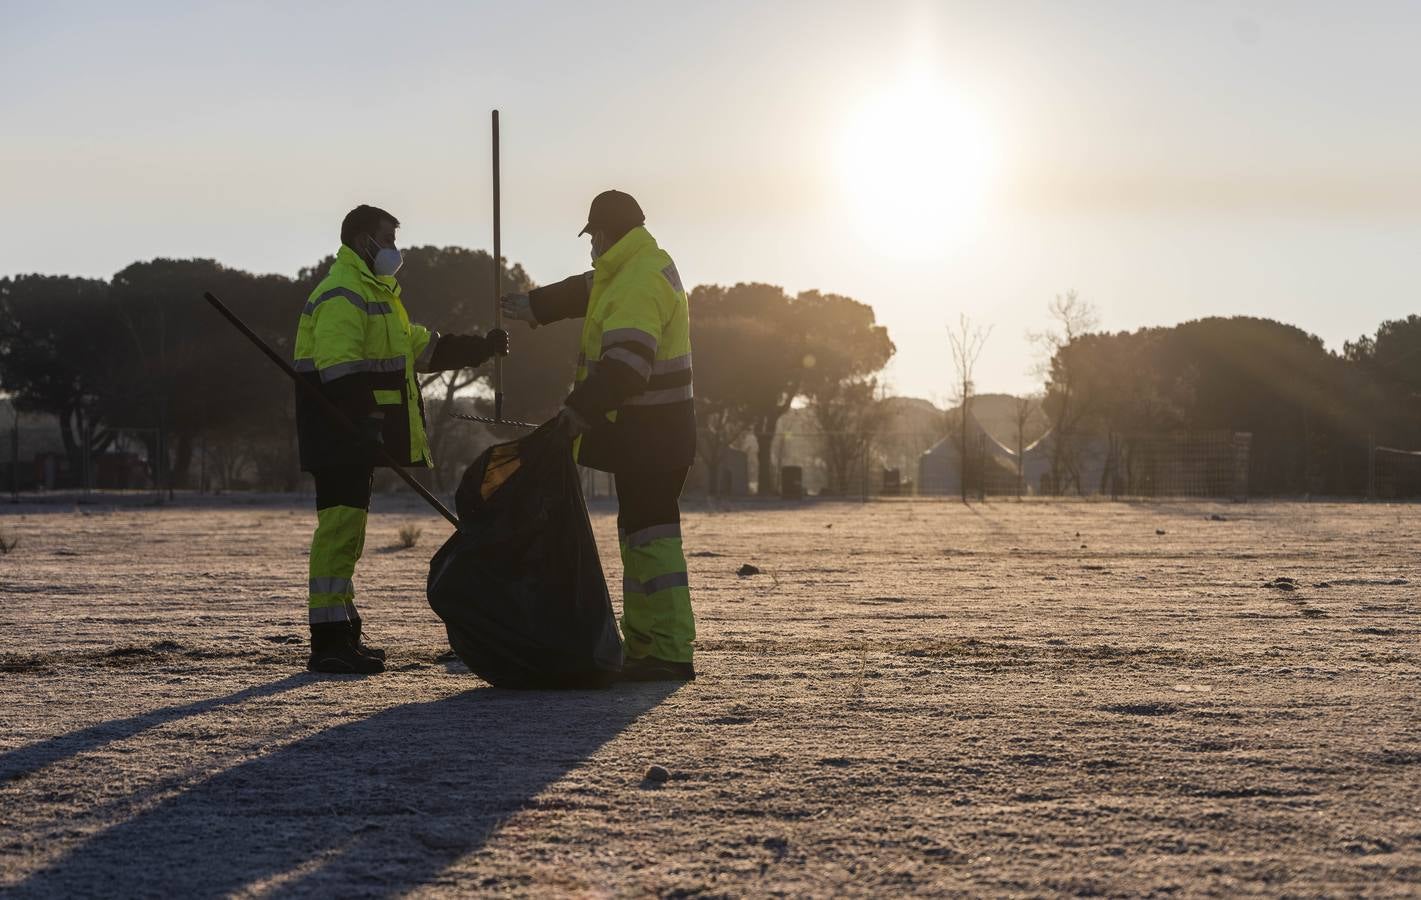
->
[[427, 422, 623, 688]]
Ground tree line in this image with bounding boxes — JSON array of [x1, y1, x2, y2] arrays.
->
[[1038, 293, 1421, 496], [5, 251, 1419, 498], [0, 251, 895, 494]]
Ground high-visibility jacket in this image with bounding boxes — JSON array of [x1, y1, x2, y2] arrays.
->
[[293, 245, 434, 471], [530, 226, 696, 472]]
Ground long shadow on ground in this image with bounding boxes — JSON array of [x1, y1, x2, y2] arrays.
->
[[13, 683, 678, 897], [0, 675, 310, 784]]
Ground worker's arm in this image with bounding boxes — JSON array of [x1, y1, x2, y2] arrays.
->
[[416, 329, 509, 372], [564, 286, 663, 423], [522, 272, 594, 326]]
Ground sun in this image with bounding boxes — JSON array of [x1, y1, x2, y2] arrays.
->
[[836, 78, 996, 257]]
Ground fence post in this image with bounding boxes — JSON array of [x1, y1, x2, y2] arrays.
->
[[1367, 433, 1376, 501], [1102, 432, 1114, 503], [156, 407, 168, 502], [9, 407, 18, 499], [977, 433, 986, 502], [81, 417, 92, 496], [1017, 442, 1023, 501], [861, 437, 868, 504], [1231, 432, 1252, 502]]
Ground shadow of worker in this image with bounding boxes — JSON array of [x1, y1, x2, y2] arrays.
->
[[12, 682, 679, 897], [0, 674, 310, 784]]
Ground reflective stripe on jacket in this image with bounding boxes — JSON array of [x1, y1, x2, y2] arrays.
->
[[293, 245, 434, 471], [538, 226, 696, 472]]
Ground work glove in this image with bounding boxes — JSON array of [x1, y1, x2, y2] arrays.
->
[[556, 406, 593, 437], [427, 331, 509, 371], [487, 328, 510, 357], [500, 293, 538, 327]]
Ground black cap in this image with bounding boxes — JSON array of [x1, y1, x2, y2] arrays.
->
[[578, 189, 645, 237]]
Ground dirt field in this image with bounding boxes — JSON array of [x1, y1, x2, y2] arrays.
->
[[1, 496, 1418, 897]]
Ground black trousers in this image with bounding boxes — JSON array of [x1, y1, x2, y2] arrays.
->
[[313, 465, 374, 512], [612, 467, 694, 662], [614, 468, 689, 533]]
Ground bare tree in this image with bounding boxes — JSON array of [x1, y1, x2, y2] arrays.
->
[[695, 403, 752, 498], [1012, 394, 1032, 499], [947, 314, 992, 503], [810, 377, 889, 495], [1029, 291, 1099, 374], [1009, 392, 1048, 499], [420, 369, 484, 492], [1029, 290, 1098, 495]]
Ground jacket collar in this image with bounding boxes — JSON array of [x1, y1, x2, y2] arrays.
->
[[593, 226, 654, 278], [336, 243, 400, 292]]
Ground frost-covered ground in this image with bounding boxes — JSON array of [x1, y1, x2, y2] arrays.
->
[[1, 497, 1418, 897]]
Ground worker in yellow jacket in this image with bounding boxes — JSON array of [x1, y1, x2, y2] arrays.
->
[[295, 204, 508, 674], [502, 190, 697, 681]]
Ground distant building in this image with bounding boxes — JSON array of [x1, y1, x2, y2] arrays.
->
[[0, 399, 67, 491], [0, 399, 154, 491], [688, 447, 750, 497]]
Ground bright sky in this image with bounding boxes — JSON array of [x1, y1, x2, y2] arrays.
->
[[5, 0, 1420, 400]]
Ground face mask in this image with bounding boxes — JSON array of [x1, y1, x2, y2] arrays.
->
[[367, 235, 403, 277]]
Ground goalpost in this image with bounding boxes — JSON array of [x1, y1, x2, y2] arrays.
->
[[1372, 445, 1421, 499]]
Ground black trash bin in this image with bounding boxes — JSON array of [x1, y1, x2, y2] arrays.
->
[[780, 465, 804, 500]]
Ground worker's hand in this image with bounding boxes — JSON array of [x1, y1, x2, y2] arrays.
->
[[486, 328, 510, 358], [500, 293, 538, 327], [556, 406, 592, 437]]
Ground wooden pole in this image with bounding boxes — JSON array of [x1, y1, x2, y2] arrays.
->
[[492, 109, 504, 422]]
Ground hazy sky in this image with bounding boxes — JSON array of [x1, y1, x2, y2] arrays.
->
[[4, 0, 1420, 400]]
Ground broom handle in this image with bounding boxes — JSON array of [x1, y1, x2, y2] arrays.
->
[[202, 291, 461, 530]]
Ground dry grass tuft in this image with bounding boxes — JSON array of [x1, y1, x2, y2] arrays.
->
[[397, 524, 423, 550]]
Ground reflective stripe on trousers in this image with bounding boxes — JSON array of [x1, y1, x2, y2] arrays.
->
[[308, 504, 368, 626], [619, 533, 694, 663]]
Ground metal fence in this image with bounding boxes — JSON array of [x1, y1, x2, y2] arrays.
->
[[690, 429, 1259, 501], [13, 417, 1421, 504], [3, 424, 166, 499], [1373, 444, 1421, 499]]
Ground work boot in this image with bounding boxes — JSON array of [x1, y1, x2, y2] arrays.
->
[[349, 617, 387, 662], [619, 656, 695, 682], [308, 625, 384, 675]]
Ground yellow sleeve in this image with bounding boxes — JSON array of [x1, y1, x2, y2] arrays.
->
[[410, 323, 432, 360], [598, 274, 667, 357]]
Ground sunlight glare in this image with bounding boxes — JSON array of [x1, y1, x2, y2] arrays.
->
[[836, 78, 996, 258]]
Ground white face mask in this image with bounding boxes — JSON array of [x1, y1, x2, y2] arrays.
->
[[367, 236, 403, 276]]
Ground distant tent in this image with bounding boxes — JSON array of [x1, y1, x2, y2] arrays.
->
[[917, 412, 1109, 496]]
